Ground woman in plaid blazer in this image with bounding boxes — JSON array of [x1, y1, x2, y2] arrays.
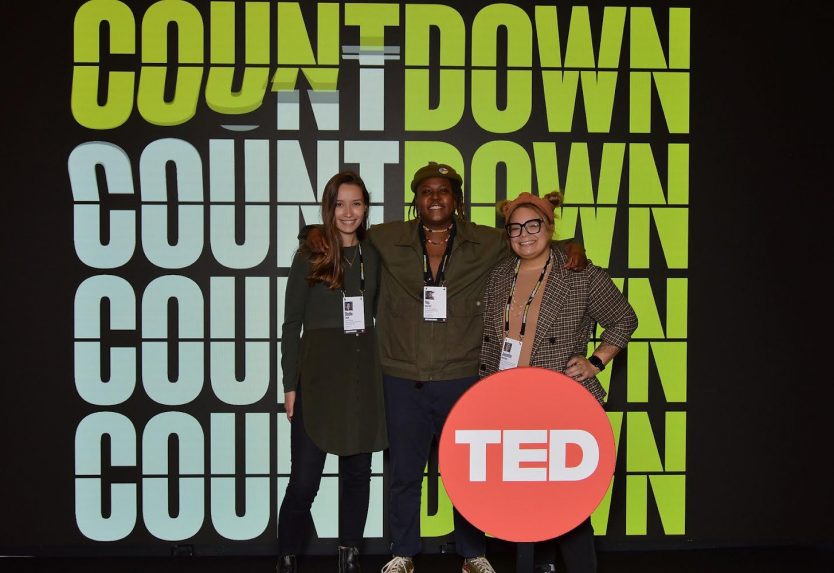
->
[[478, 191, 637, 573]]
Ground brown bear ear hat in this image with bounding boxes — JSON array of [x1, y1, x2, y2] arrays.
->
[[497, 191, 564, 224]]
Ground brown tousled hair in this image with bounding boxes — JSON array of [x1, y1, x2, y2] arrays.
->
[[306, 171, 370, 289]]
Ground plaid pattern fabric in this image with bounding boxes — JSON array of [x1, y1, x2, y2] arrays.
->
[[479, 247, 637, 404]]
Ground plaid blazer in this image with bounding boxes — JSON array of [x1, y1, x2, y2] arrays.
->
[[478, 247, 637, 403]]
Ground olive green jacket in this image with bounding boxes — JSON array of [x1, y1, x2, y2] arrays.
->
[[367, 217, 508, 381]]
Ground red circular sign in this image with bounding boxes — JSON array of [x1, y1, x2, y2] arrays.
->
[[439, 367, 616, 542]]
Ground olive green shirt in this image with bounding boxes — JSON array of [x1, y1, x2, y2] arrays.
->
[[367, 217, 509, 381], [280, 243, 387, 455]]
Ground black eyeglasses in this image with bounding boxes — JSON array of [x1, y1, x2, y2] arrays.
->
[[505, 218, 544, 237]]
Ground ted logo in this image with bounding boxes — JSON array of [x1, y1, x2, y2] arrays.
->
[[439, 368, 616, 542]]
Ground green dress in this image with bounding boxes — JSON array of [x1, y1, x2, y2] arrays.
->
[[281, 242, 387, 456]]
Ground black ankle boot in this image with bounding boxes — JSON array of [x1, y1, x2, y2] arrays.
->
[[277, 554, 297, 573], [338, 546, 360, 573]]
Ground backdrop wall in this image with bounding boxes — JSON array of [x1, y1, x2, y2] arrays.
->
[[1, 0, 831, 557]]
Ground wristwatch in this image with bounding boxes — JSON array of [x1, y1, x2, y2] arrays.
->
[[587, 355, 605, 371]]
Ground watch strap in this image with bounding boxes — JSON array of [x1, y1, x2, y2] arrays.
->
[[588, 354, 605, 371]]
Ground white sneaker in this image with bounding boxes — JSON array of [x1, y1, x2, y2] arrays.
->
[[381, 555, 415, 573], [463, 556, 496, 573]]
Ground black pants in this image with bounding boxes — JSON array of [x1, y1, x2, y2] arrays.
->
[[544, 518, 597, 573], [383, 375, 486, 558], [277, 393, 372, 555]]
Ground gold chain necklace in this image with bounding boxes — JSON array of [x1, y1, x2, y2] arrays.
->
[[343, 248, 358, 267], [423, 222, 452, 246], [422, 223, 453, 233]]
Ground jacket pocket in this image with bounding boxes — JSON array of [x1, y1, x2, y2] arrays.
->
[[446, 296, 485, 364], [380, 304, 416, 363]]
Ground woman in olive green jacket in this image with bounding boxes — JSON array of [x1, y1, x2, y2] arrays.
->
[[277, 171, 387, 573]]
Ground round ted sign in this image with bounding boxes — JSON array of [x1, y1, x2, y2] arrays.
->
[[438, 367, 616, 542]]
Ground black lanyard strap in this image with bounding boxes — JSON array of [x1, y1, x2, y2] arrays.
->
[[419, 223, 455, 286], [503, 251, 552, 339]]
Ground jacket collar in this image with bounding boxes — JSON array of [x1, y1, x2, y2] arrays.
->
[[529, 247, 570, 357], [491, 246, 571, 356]]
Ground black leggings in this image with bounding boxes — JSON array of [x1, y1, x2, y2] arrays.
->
[[277, 392, 372, 555]]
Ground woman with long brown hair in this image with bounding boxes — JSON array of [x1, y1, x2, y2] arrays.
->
[[278, 171, 386, 573]]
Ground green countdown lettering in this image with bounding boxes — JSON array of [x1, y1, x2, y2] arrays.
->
[[276, 2, 339, 66], [404, 4, 465, 66], [205, 1, 271, 114], [626, 342, 688, 403], [589, 411, 624, 533], [273, 2, 339, 93], [535, 6, 626, 69], [471, 3, 532, 67], [404, 69, 466, 131], [626, 411, 686, 472], [136, 0, 204, 125], [470, 140, 532, 205], [630, 8, 690, 69], [626, 474, 686, 534], [628, 207, 689, 269], [628, 278, 688, 339], [141, 0, 203, 64], [565, 143, 626, 204], [206, 67, 272, 116], [571, 7, 626, 68], [568, 207, 619, 267], [471, 70, 533, 133], [72, 0, 136, 129], [629, 143, 690, 205], [630, 72, 690, 134], [344, 3, 399, 48], [137, 68, 204, 126], [69, 0, 691, 543], [420, 477, 454, 537]]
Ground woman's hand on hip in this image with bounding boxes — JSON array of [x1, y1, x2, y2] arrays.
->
[[566, 356, 599, 383]]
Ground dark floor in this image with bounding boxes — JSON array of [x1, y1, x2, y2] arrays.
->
[[1, 548, 832, 573]]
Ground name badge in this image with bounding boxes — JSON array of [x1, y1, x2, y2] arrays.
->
[[423, 286, 447, 322], [342, 295, 365, 333], [499, 337, 523, 370]]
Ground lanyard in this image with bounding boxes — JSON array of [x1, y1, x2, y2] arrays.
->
[[341, 243, 365, 296], [419, 224, 455, 286], [503, 251, 552, 339]]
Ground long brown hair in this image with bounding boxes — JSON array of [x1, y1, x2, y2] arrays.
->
[[306, 171, 370, 289]]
